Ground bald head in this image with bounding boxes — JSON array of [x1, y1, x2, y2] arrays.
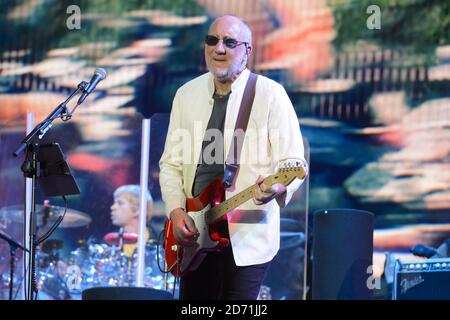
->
[[209, 15, 252, 45]]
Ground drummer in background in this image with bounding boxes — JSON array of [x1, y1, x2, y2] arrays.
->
[[109, 184, 153, 257]]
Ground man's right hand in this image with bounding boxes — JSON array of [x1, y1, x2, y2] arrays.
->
[[169, 208, 199, 247]]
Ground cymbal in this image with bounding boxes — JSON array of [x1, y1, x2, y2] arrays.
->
[[280, 232, 305, 250], [280, 231, 305, 238], [280, 218, 305, 249], [0, 204, 92, 228], [104, 232, 139, 246]]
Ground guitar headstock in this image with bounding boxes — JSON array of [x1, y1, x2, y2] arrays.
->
[[267, 159, 308, 186]]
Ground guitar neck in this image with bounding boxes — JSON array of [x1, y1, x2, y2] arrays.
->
[[206, 175, 279, 225]]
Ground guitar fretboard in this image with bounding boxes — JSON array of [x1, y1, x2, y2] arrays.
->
[[205, 176, 279, 225]]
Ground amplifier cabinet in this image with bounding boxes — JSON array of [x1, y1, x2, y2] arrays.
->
[[393, 258, 450, 300]]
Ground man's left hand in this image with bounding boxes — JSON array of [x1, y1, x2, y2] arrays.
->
[[253, 175, 287, 205]]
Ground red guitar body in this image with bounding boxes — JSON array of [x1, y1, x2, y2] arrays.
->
[[164, 179, 230, 277]]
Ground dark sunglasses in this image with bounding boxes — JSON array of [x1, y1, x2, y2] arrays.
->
[[204, 35, 248, 49]]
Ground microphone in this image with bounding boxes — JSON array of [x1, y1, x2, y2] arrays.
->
[[77, 68, 106, 105], [410, 244, 437, 258]]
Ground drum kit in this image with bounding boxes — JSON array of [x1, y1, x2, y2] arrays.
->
[[1, 205, 305, 300], [0, 204, 173, 300]]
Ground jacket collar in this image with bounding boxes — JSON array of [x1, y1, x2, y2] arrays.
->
[[207, 68, 250, 97]]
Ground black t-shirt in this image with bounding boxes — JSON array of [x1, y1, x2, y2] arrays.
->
[[192, 92, 230, 197]]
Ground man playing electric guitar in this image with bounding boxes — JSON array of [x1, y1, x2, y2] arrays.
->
[[159, 15, 308, 300]]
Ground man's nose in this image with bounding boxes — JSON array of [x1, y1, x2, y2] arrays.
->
[[214, 40, 226, 53]]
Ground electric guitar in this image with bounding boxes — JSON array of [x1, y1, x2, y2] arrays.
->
[[164, 160, 307, 277]]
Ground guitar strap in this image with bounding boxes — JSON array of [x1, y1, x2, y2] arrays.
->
[[223, 72, 258, 189]]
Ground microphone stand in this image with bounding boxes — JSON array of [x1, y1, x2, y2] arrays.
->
[[13, 81, 88, 157], [0, 231, 28, 300], [12, 80, 89, 300]]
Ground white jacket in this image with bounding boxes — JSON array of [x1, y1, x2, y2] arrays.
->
[[159, 68, 307, 266]]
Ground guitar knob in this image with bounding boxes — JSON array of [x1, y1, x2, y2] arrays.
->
[[171, 244, 178, 251]]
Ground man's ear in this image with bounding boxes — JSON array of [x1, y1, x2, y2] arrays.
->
[[132, 204, 141, 218], [246, 44, 253, 56]]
